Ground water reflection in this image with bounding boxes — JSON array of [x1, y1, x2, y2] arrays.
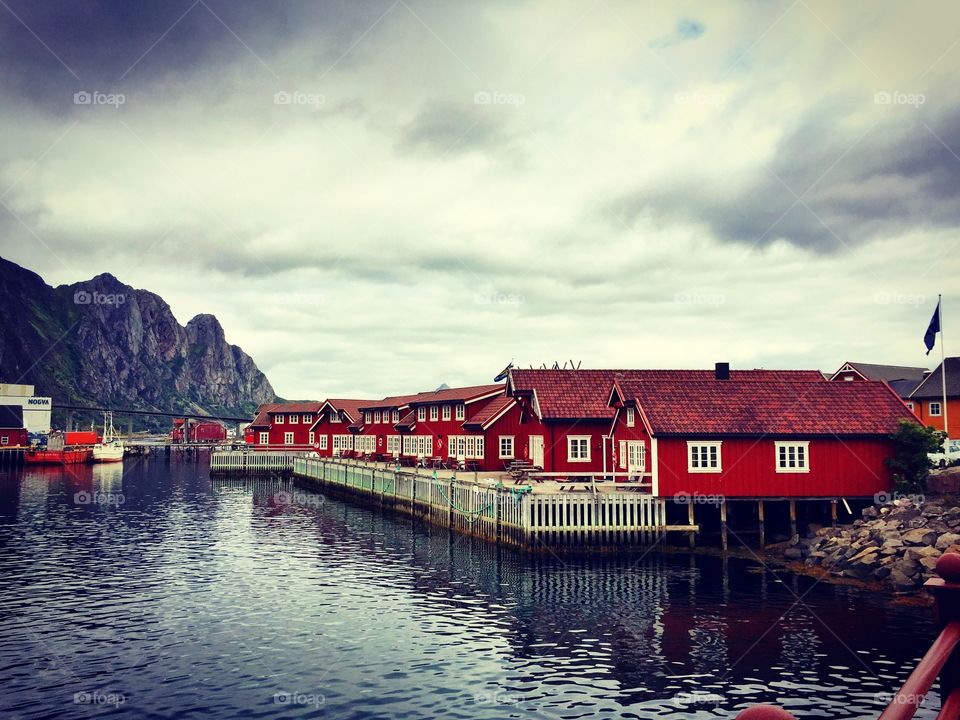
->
[[0, 463, 942, 719]]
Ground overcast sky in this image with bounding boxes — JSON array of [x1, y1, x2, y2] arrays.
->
[[1, 0, 958, 400]]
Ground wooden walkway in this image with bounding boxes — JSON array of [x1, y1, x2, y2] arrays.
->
[[290, 457, 697, 550]]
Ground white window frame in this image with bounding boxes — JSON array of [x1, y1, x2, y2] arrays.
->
[[442, 405, 451, 421], [387, 435, 401, 456], [302, 414, 312, 424], [775, 441, 810, 473], [687, 441, 722, 473], [930, 401, 943, 417], [289, 414, 298, 424], [275, 414, 284, 424], [329, 412, 340, 423], [284, 432, 294, 445], [626, 408, 635, 427], [417, 407, 426, 422], [309, 431, 315, 445], [0, 436, 7, 446], [499, 435, 515, 459], [392, 410, 400, 423], [567, 436, 591, 463], [365, 411, 373, 424], [430, 405, 439, 421], [319, 434, 328, 450], [259, 431, 269, 445], [374, 410, 381, 424], [455, 404, 465, 420]]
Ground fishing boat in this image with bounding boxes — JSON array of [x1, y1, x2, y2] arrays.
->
[[24, 431, 95, 465], [91, 412, 124, 463]]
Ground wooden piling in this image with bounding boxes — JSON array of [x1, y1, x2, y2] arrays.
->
[[758, 499, 765, 549], [831, 499, 838, 529], [720, 499, 728, 553], [688, 501, 695, 549], [789, 499, 797, 540]]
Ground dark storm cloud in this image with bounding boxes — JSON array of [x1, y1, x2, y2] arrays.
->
[[0, 0, 395, 107], [604, 105, 960, 252]]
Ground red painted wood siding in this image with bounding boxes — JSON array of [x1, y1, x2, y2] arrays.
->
[[656, 436, 894, 498], [477, 402, 530, 472], [912, 398, 959, 434], [541, 419, 613, 474]]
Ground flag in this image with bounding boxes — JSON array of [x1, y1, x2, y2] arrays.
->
[[924, 299, 941, 355]]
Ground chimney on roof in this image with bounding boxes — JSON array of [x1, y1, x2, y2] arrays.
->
[[715, 362, 730, 380]]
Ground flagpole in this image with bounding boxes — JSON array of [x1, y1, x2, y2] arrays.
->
[[940, 294, 950, 439]]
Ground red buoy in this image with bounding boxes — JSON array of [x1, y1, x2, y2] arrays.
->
[[937, 553, 960, 583]]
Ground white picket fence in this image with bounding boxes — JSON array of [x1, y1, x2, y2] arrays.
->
[[210, 450, 308, 473], [292, 457, 682, 547]]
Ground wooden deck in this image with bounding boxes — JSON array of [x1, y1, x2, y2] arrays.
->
[[288, 457, 697, 550]]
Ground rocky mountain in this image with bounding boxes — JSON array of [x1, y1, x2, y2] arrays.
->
[[0, 257, 277, 420]]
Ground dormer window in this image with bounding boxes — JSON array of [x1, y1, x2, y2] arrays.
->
[[626, 408, 635, 427], [392, 410, 400, 423], [417, 407, 426, 422], [455, 404, 465, 421]]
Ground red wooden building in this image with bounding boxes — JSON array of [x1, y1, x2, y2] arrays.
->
[[246, 402, 325, 449], [607, 366, 917, 498], [171, 419, 227, 444], [307, 399, 373, 456], [0, 405, 28, 447]]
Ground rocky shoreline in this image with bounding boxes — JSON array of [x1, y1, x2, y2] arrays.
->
[[785, 495, 960, 592]]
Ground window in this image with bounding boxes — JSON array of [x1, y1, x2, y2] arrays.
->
[[455, 404, 465, 420], [303, 414, 312, 424], [906, 401, 915, 411], [259, 431, 269, 444], [417, 407, 426, 422], [319, 434, 328, 450], [430, 405, 438, 421], [309, 431, 315, 445], [330, 412, 340, 423], [626, 408, 635, 427], [442, 405, 451, 421], [284, 432, 294, 445], [931, 402, 943, 417], [0, 436, 7, 446], [292, 414, 301, 424], [687, 442, 721, 472], [374, 410, 381, 424], [387, 435, 401, 455], [392, 410, 400, 423], [402, 435, 433, 457], [365, 411, 373, 424], [776, 441, 809, 472], [499, 435, 514, 459], [333, 435, 352, 451], [275, 414, 284, 424], [568, 436, 591, 462]]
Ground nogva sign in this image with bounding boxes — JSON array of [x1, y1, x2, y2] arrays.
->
[[0, 393, 52, 433]]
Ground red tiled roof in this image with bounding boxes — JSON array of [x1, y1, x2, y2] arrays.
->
[[616, 377, 915, 436], [359, 394, 424, 412], [510, 369, 825, 420], [396, 410, 416, 429], [249, 403, 282, 427], [406, 384, 504, 405], [463, 394, 515, 429]]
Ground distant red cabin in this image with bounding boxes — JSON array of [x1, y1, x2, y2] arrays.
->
[[172, 419, 227, 444]]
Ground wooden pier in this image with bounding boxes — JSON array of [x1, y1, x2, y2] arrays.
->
[[209, 450, 309, 474], [287, 457, 696, 550]]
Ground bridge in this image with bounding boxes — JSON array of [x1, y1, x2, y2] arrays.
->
[[54, 402, 253, 436]]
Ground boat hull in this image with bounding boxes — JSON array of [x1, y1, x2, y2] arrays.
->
[[92, 444, 124, 463], [24, 449, 93, 465]]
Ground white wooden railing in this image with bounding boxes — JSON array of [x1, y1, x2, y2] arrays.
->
[[210, 450, 310, 473]]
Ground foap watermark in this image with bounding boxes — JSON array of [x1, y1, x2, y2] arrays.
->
[[274, 91, 325, 109], [273, 490, 325, 509], [673, 491, 724, 507], [74, 690, 126, 708], [674, 90, 726, 107], [874, 491, 926, 505], [875, 691, 927, 707], [473, 691, 519, 706], [73, 90, 125, 108], [674, 290, 725, 306], [672, 691, 725, 708], [273, 691, 325, 708], [74, 491, 125, 507], [474, 289, 525, 307], [73, 290, 126, 306], [474, 91, 525, 107], [873, 291, 925, 306], [874, 91, 925, 108]]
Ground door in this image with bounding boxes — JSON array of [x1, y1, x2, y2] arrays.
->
[[529, 435, 544, 468], [627, 441, 646, 478]]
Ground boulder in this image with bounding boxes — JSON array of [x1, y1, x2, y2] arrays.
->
[[904, 546, 941, 561], [862, 506, 879, 519], [902, 528, 938, 546], [845, 552, 880, 579], [936, 533, 960, 550], [890, 568, 920, 592], [893, 559, 922, 578], [920, 556, 940, 571]]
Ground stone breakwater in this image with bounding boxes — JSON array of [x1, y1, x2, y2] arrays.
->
[[786, 498, 960, 592]]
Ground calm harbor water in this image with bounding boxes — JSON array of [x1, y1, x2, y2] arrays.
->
[[0, 455, 942, 719]]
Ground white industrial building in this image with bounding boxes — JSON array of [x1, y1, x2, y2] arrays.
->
[[0, 383, 52, 434]]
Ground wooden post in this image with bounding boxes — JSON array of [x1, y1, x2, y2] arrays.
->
[[789, 499, 798, 540], [831, 499, 838, 529], [720, 499, 728, 553], [688, 501, 695, 548], [758, 499, 765, 549]]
